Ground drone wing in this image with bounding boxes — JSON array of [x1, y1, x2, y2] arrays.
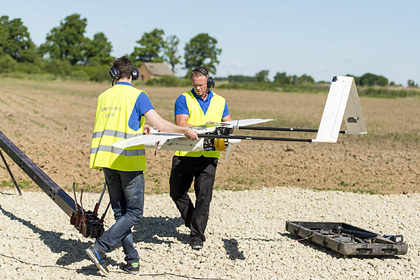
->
[[112, 133, 184, 149], [112, 125, 217, 149], [221, 118, 273, 127]]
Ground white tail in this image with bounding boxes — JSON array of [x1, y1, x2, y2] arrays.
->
[[313, 76, 367, 143]]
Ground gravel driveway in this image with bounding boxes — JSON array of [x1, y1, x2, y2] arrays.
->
[[0, 187, 419, 279]]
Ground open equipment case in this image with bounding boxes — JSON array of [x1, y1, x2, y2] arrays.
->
[[285, 221, 408, 257]]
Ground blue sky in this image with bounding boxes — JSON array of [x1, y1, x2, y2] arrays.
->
[[2, 0, 419, 85]]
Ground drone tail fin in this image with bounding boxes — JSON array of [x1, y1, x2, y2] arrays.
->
[[313, 76, 367, 143]]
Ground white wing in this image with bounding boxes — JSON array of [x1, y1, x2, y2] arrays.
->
[[112, 134, 183, 149], [112, 125, 217, 149], [112, 119, 273, 150], [221, 118, 273, 126]]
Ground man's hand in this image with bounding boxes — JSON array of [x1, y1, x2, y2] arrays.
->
[[184, 128, 199, 141], [144, 125, 151, 135]]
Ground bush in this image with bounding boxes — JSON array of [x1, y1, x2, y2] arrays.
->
[[358, 87, 420, 98], [69, 69, 90, 80], [0, 54, 18, 73], [90, 68, 110, 82], [15, 62, 42, 74], [42, 59, 71, 76]]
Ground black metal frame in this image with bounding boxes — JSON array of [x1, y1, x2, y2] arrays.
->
[[0, 130, 105, 239]]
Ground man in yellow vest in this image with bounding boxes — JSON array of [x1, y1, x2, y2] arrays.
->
[[169, 66, 232, 250], [87, 56, 198, 275]]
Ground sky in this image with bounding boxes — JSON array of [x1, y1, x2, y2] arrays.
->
[[2, 0, 419, 86]]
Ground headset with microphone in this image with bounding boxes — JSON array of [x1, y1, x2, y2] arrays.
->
[[109, 66, 139, 86], [192, 67, 215, 88]]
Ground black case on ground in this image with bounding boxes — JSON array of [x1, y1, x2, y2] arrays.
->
[[285, 221, 408, 256]]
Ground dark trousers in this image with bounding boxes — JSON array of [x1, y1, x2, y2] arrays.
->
[[169, 156, 218, 241], [95, 168, 145, 263]]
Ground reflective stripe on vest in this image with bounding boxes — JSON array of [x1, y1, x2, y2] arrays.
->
[[175, 90, 225, 158], [92, 130, 144, 139], [90, 145, 145, 157], [90, 85, 147, 171]]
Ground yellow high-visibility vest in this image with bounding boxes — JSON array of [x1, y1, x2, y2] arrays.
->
[[175, 90, 225, 158], [90, 84, 146, 171]]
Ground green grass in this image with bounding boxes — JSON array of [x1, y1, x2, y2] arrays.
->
[[227, 176, 256, 186], [313, 186, 380, 195], [1, 179, 36, 190], [63, 181, 106, 193]]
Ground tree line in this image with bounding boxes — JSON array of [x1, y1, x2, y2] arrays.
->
[[0, 14, 221, 81], [224, 70, 418, 88], [0, 13, 418, 88]]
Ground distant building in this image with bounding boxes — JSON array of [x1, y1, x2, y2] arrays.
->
[[137, 62, 174, 81]]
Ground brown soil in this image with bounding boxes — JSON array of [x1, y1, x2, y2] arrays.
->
[[0, 78, 419, 195]]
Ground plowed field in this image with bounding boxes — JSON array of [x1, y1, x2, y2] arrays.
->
[[0, 78, 419, 194]]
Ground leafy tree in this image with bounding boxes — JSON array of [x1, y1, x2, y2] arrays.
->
[[407, 79, 418, 87], [376, 75, 388, 86], [255, 70, 270, 83], [0, 16, 37, 63], [358, 73, 388, 86], [184, 33, 221, 75], [346, 74, 361, 85], [297, 74, 315, 84], [131, 28, 166, 63], [164, 34, 181, 72], [273, 72, 291, 85], [84, 32, 113, 65], [39, 14, 88, 65]]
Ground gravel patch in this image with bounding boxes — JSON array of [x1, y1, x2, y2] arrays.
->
[[0, 187, 419, 279]]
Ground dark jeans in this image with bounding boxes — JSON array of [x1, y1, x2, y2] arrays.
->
[[169, 156, 218, 241], [94, 168, 144, 263]]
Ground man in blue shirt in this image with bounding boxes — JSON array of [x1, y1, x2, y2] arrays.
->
[[170, 67, 232, 250], [87, 57, 198, 275]]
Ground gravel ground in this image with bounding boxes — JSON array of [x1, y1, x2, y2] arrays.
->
[[0, 187, 419, 280]]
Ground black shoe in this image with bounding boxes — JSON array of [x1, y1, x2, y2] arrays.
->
[[191, 239, 203, 250], [121, 261, 140, 274], [86, 245, 109, 275]]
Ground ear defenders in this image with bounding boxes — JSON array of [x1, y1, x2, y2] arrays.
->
[[192, 67, 215, 88], [109, 66, 139, 80]]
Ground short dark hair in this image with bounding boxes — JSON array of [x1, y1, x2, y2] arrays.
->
[[190, 66, 209, 80], [113, 56, 134, 79]]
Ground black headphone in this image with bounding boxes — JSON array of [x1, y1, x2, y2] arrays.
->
[[109, 66, 139, 85], [192, 67, 215, 88]]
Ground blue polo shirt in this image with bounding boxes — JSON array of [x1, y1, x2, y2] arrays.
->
[[174, 89, 229, 117], [115, 82, 154, 131]]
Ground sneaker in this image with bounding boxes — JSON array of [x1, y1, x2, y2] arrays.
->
[[121, 261, 140, 274], [191, 239, 203, 250], [86, 245, 109, 275]]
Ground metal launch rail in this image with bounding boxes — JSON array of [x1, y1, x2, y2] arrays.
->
[[0, 130, 107, 239]]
